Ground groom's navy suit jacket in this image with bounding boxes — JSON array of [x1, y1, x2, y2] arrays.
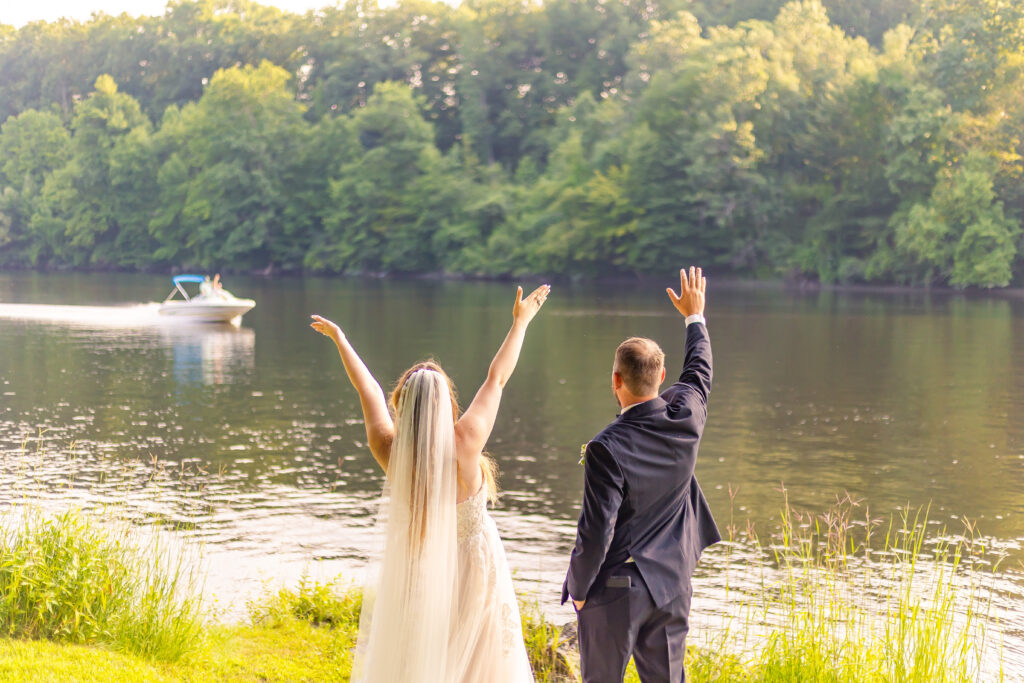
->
[[563, 322, 720, 608]]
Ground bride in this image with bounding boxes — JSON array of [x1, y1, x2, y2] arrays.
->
[[310, 283, 550, 683]]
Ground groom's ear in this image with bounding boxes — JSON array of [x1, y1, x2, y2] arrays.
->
[[612, 372, 624, 391], [660, 367, 666, 385]]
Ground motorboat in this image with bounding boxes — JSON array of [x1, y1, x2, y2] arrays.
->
[[158, 275, 255, 324]]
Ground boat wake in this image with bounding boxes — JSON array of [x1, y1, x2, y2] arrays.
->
[[0, 303, 163, 327]]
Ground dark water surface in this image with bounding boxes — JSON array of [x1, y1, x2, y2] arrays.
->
[[1, 272, 1022, 673]]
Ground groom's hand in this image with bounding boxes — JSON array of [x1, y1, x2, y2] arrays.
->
[[666, 266, 706, 318], [573, 598, 585, 611]]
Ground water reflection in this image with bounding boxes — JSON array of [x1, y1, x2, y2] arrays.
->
[[162, 324, 255, 388]]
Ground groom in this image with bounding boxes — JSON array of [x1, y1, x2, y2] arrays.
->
[[563, 267, 720, 682]]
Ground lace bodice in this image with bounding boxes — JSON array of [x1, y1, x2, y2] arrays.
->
[[457, 483, 487, 541]]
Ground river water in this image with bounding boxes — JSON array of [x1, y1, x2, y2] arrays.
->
[[0, 272, 1021, 674]]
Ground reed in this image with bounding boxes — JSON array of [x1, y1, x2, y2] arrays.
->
[[0, 507, 206, 661], [699, 488, 1001, 682]]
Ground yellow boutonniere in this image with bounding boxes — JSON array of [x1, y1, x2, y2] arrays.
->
[[579, 442, 589, 466]]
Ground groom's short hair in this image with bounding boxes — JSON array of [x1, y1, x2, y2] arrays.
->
[[614, 337, 665, 396]]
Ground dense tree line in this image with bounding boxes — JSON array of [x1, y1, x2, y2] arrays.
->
[[0, 0, 1022, 287]]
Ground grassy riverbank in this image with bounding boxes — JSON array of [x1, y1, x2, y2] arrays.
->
[[0, 499, 1004, 682], [0, 619, 351, 682]]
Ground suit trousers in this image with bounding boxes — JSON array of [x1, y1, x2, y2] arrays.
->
[[576, 564, 691, 682]]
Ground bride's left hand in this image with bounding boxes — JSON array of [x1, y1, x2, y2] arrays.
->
[[512, 284, 551, 325]]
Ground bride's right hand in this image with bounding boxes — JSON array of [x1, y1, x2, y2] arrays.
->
[[310, 314, 344, 343], [512, 284, 551, 325]]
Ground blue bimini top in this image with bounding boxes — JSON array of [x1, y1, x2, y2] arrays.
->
[[172, 275, 207, 286]]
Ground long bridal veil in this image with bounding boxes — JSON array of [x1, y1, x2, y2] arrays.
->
[[353, 369, 459, 683]]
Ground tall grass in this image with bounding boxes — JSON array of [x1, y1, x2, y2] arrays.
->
[[695, 489, 1002, 682], [0, 507, 206, 661]]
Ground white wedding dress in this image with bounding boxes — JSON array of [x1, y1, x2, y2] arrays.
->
[[351, 369, 534, 683], [452, 483, 534, 682]]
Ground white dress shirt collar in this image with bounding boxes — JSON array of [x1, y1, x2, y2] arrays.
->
[[619, 401, 643, 415]]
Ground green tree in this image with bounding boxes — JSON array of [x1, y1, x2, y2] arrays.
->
[[0, 110, 72, 265], [625, 13, 772, 271], [917, 0, 1024, 113], [487, 95, 641, 275], [29, 75, 151, 267], [0, 0, 1022, 287], [300, 0, 463, 147], [150, 61, 319, 270], [307, 81, 456, 273], [429, 156, 518, 274], [893, 153, 1018, 288]]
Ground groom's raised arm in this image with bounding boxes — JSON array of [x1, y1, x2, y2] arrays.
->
[[662, 321, 712, 408], [662, 266, 712, 410], [563, 440, 624, 605]]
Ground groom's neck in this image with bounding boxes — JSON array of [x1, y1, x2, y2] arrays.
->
[[617, 391, 657, 412]]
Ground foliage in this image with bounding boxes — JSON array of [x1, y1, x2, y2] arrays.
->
[[1, 0, 1023, 288], [0, 508, 206, 661], [893, 152, 1018, 287], [306, 82, 454, 273], [150, 61, 319, 271], [247, 576, 361, 630], [0, 110, 71, 264]]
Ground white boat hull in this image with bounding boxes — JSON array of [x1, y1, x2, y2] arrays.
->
[[157, 300, 255, 323]]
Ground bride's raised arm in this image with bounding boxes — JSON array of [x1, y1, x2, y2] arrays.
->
[[456, 285, 551, 460], [310, 314, 394, 471]]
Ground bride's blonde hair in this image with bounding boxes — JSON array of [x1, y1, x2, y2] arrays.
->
[[390, 359, 499, 504]]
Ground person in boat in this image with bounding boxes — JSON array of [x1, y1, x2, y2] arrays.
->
[[199, 274, 230, 301]]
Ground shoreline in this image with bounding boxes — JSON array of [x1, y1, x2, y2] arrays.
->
[[4, 265, 1024, 299]]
